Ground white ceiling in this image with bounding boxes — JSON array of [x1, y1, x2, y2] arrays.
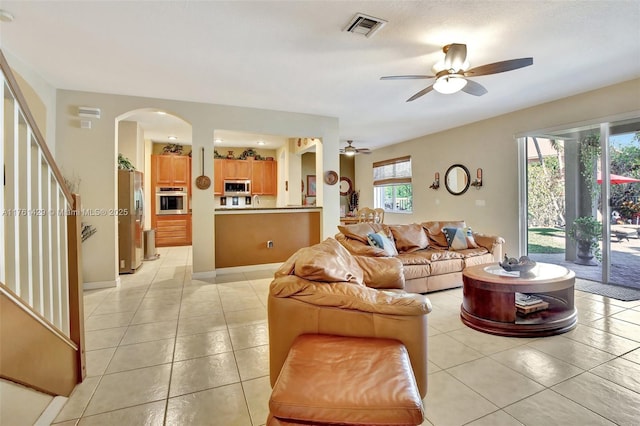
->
[[2, 1, 639, 151]]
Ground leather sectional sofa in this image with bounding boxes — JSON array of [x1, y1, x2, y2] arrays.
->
[[268, 237, 432, 399], [335, 221, 504, 294]]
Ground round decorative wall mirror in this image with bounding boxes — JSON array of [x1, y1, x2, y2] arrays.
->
[[339, 177, 353, 196], [445, 164, 471, 195]]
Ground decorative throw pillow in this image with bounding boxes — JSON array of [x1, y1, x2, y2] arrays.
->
[[367, 231, 398, 256], [389, 224, 429, 253], [422, 221, 466, 248], [442, 227, 478, 250], [337, 223, 377, 244]]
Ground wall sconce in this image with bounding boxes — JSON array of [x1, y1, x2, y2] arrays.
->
[[471, 168, 483, 189], [429, 172, 440, 190]]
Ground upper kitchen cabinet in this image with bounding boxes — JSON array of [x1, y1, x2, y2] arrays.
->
[[251, 160, 277, 195], [213, 158, 224, 195], [153, 155, 190, 187], [223, 159, 251, 179]]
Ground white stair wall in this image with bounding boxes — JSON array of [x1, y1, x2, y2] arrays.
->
[[0, 378, 53, 426]]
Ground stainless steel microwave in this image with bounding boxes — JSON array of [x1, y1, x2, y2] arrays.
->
[[156, 187, 188, 215], [224, 180, 251, 196]]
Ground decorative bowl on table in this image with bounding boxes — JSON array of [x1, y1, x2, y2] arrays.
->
[[499, 255, 537, 272]]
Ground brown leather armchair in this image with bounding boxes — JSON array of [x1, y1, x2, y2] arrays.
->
[[268, 238, 432, 398]]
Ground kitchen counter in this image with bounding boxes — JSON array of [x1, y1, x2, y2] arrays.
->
[[215, 206, 321, 213], [214, 207, 321, 268]]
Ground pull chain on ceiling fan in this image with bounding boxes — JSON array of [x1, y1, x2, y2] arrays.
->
[[381, 43, 533, 101]]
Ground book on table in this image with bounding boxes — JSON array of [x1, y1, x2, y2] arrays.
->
[[515, 293, 549, 314], [515, 293, 543, 306]]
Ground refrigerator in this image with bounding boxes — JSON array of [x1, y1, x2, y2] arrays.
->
[[118, 169, 144, 273]]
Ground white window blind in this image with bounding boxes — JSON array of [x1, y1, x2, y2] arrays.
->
[[373, 156, 412, 186]]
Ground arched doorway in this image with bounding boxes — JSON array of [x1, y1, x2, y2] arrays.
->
[[116, 109, 193, 272]]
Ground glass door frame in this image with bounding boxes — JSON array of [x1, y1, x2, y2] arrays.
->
[[518, 111, 640, 284]]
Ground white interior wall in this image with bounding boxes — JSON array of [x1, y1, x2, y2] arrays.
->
[[285, 140, 303, 206], [356, 78, 640, 258], [3, 50, 57, 154], [117, 121, 138, 168], [144, 138, 152, 229], [136, 124, 144, 173]]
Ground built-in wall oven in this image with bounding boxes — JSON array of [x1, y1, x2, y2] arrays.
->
[[156, 187, 188, 215]]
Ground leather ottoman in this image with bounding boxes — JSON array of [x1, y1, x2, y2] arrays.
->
[[268, 334, 424, 426]]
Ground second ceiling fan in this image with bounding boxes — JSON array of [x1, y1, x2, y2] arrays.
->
[[381, 43, 533, 101], [340, 140, 371, 156]]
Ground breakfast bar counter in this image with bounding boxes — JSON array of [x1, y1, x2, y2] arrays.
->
[[215, 206, 321, 213], [214, 207, 321, 268]]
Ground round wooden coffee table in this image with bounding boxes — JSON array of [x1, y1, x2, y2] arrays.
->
[[461, 263, 577, 337]]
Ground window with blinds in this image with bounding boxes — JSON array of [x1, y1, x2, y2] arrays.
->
[[373, 156, 413, 213]]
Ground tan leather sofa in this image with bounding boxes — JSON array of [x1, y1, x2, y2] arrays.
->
[[336, 221, 505, 294], [268, 238, 432, 398]]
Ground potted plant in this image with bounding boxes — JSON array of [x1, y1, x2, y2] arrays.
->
[[162, 143, 183, 155], [118, 153, 135, 170], [567, 216, 602, 265]]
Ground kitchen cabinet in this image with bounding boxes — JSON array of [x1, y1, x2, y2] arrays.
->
[[223, 159, 251, 179], [155, 214, 191, 246], [213, 159, 224, 195], [153, 155, 190, 187], [251, 160, 277, 195], [213, 158, 277, 195]]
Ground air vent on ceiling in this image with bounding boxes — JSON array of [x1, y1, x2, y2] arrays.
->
[[343, 13, 387, 38]]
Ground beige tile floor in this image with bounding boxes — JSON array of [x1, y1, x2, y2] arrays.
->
[[52, 246, 640, 425]]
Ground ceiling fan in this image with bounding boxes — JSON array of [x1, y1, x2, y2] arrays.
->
[[340, 140, 371, 156], [381, 43, 533, 101]]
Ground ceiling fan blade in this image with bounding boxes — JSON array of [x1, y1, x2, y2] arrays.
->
[[461, 79, 488, 96], [358, 150, 372, 154], [356, 148, 371, 152], [381, 75, 434, 80], [444, 43, 467, 70], [406, 85, 435, 102], [465, 57, 533, 77]]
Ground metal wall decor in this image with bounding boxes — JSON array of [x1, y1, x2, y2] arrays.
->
[[429, 172, 440, 190], [471, 168, 483, 189]]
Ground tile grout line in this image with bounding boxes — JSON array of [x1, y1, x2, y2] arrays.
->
[[220, 272, 254, 423], [162, 251, 188, 426]]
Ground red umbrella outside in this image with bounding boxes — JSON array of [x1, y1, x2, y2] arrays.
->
[[597, 172, 640, 185]]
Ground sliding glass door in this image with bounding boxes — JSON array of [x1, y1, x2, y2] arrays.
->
[[523, 117, 640, 287], [607, 120, 640, 286]]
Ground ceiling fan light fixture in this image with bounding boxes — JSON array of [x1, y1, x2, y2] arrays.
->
[[344, 147, 356, 156], [432, 60, 469, 74], [433, 74, 467, 94]]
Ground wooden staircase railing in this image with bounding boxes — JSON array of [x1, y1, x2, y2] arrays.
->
[[0, 49, 85, 396]]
